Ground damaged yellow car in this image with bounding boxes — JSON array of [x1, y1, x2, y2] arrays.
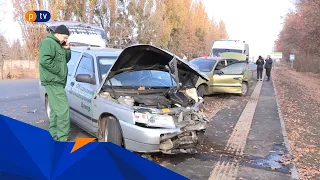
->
[[191, 52, 253, 97]]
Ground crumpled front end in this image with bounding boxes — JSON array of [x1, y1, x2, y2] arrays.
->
[[158, 108, 208, 154], [132, 96, 209, 154]]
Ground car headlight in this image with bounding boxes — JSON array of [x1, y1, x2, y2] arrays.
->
[[133, 112, 176, 129]]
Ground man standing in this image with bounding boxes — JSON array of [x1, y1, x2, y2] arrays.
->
[[255, 55, 264, 81], [39, 25, 71, 141], [264, 55, 273, 81]]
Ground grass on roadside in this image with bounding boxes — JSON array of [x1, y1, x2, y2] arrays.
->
[[1, 67, 37, 79]]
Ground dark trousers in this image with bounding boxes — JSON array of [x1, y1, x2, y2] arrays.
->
[[257, 68, 263, 79], [266, 68, 272, 79]]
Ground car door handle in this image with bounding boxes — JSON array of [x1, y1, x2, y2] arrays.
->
[[71, 82, 74, 86], [234, 77, 240, 80]]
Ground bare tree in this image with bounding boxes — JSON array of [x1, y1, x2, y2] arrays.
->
[[0, 34, 9, 79]]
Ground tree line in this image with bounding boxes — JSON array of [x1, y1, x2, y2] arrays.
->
[[275, 0, 320, 73], [11, 0, 228, 61]]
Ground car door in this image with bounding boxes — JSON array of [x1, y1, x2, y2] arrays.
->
[[207, 60, 226, 92], [65, 50, 83, 122], [211, 61, 247, 94], [69, 53, 97, 131]]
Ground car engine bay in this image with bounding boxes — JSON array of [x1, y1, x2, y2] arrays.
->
[[99, 88, 209, 154]]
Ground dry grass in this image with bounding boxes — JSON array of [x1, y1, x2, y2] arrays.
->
[[273, 68, 320, 180], [1, 67, 37, 79]]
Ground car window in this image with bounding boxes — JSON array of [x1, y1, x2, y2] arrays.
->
[[67, 51, 82, 76], [105, 70, 177, 88], [215, 61, 226, 70], [75, 55, 95, 79], [97, 56, 118, 80], [226, 59, 237, 65], [220, 62, 246, 75], [190, 58, 216, 72]]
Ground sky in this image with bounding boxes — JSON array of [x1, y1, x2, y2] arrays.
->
[[0, 0, 294, 57], [0, 0, 22, 43], [202, 0, 295, 57]]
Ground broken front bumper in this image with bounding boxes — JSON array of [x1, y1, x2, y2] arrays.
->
[[159, 117, 207, 154], [120, 110, 208, 154]]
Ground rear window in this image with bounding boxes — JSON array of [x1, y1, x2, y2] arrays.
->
[[190, 58, 216, 72], [67, 51, 82, 76]]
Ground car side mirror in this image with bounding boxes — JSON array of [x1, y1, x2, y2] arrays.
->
[[76, 74, 96, 84]]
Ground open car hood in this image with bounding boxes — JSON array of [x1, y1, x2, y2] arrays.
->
[[44, 21, 106, 47], [103, 44, 209, 89], [219, 52, 247, 61]]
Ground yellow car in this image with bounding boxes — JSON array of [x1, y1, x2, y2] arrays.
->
[[190, 52, 253, 97]]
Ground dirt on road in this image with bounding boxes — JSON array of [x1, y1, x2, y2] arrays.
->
[[273, 68, 320, 180]]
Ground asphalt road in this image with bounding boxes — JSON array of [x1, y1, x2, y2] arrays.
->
[[0, 79, 90, 139], [0, 74, 295, 179], [150, 70, 293, 180]]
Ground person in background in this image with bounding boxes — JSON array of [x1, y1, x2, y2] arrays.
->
[[39, 25, 71, 141], [255, 55, 264, 81], [264, 55, 273, 81]]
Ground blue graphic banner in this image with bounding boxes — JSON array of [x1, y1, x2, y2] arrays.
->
[[0, 114, 188, 180]]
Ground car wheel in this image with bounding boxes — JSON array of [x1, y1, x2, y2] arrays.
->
[[240, 82, 248, 96], [197, 85, 206, 97], [98, 116, 123, 146], [197, 130, 206, 144], [45, 95, 50, 118]]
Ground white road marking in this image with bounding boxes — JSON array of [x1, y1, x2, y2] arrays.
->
[[209, 74, 265, 180]]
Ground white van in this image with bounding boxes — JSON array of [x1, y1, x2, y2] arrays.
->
[[44, 21, 107, 47], [210, 40, 249, 61]]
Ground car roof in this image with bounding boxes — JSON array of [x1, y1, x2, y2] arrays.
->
[[70, 46, 122, 57]]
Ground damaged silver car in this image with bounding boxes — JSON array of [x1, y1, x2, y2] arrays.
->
[[39, 44, 209, 154]]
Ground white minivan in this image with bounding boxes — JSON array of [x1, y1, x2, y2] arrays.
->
[[210, 40, 249, 61]]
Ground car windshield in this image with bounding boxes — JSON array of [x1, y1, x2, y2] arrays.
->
[[212, 49, 243, 56], [98, 57, 118, 80], [190, 58, 216, 72], [104, 70, 177, 88]]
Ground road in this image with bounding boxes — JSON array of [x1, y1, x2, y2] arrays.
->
[[0, 73, 297, 180], [0, 79, 90, 139], [148, 71, 295, 180]]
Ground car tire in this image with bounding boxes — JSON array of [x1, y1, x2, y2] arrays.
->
[[240, 82, 248, 96], [45, 95, 50, 118], [197, 85, 206, 97], [98, 116, 123, 146], [197, 130, 206, 144]]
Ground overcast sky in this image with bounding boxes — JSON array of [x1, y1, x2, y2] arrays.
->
[[0, 0, 294, 57], [202, 0, 295, 57]]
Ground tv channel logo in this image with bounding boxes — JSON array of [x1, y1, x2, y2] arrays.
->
[[25, 11, 51, 22]]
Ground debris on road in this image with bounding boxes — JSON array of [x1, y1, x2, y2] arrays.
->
[[27, 109, 37, 113], [35, 120, 45, 124]]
